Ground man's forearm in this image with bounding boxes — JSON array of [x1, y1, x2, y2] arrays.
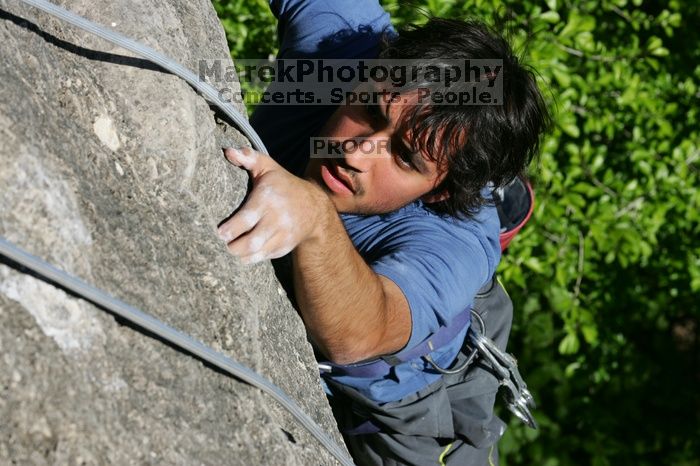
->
[[216, 148, 411, 364], [292, 194, 411, 365]]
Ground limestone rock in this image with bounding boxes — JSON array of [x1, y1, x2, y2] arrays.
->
[[0, 0, 345, 464]]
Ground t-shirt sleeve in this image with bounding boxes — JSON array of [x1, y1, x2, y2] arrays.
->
[[370, 218, 500, 351], [268, 0, 395, 58]]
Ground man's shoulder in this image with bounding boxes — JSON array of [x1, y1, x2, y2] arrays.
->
[[271, 0, 396, 59]]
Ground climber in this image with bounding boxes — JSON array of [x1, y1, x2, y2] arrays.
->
[[216, 0, 549, 464]]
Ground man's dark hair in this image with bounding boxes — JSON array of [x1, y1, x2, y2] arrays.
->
[[379, 18, 550, 218]]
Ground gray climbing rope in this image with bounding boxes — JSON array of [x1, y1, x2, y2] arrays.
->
[[4, 1, 354, 464], [0, 237, 353, 466], [16, 0, 268, 154]]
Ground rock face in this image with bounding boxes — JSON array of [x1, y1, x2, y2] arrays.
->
[[0, 1, 345, 464]]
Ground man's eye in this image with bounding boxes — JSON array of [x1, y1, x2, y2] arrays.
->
[[395, 147, 415, 169]]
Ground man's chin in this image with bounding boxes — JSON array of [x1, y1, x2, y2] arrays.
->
[[304, 160, 389, 215]]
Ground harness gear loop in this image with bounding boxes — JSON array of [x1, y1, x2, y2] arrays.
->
[[469, 330, 538, 429], [422, 310, 484, 375], [423, 309, 538, 429]]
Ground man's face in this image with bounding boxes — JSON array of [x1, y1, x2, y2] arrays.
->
[[304, 98, 448, 215]]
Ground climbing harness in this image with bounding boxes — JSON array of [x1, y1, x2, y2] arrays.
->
[[319, 306, 473, 379], [320, 287, 538, 430], [3, 0, 353, 464], [426, 310, 537, 429]]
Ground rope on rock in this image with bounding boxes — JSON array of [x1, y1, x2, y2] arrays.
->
[[4, 1, 354, 464], [0, 239, 354, 466], [16, 0, 268, 154]]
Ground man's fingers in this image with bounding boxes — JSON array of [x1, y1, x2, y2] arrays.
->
[[253, 242, 294, 262], [226, 226, 274, 257], [224, 147, 256, 170], [232, 228, 295, 265], [239, 241, 294, 265], [224, 147, 278, 178], [217, 208, 262, 244], [219, 148, 300, 265]]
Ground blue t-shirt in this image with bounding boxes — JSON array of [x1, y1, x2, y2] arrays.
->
[[251, 0, 501, 403], [338, 202, 500, 402]]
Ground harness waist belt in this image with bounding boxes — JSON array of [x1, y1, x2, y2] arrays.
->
[[320, 280, 495, 378]]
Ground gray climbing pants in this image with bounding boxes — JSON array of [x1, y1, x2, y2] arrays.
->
[[325, 277, 513, 466]]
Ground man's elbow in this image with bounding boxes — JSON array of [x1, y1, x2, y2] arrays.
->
[[320, 329, 405, 365], [326, 353, 361, 366], [312, 284, 411, 365], [318, 339, 378, 366]]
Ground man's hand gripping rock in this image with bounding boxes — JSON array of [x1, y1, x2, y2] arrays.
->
[[218, 147, 330, 264]]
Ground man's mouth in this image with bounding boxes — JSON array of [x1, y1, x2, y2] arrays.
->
[[320, 160, 355, 196]]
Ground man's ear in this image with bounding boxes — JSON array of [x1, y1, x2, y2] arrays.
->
[[420, 189, 449, 204]]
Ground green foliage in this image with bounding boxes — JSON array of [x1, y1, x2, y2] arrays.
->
[[212, 0, 700, 464], [212, 0, 278, 112], [213, 0, 277, 58]]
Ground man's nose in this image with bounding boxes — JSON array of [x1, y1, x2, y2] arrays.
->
[[341, 132, 391, 172]]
